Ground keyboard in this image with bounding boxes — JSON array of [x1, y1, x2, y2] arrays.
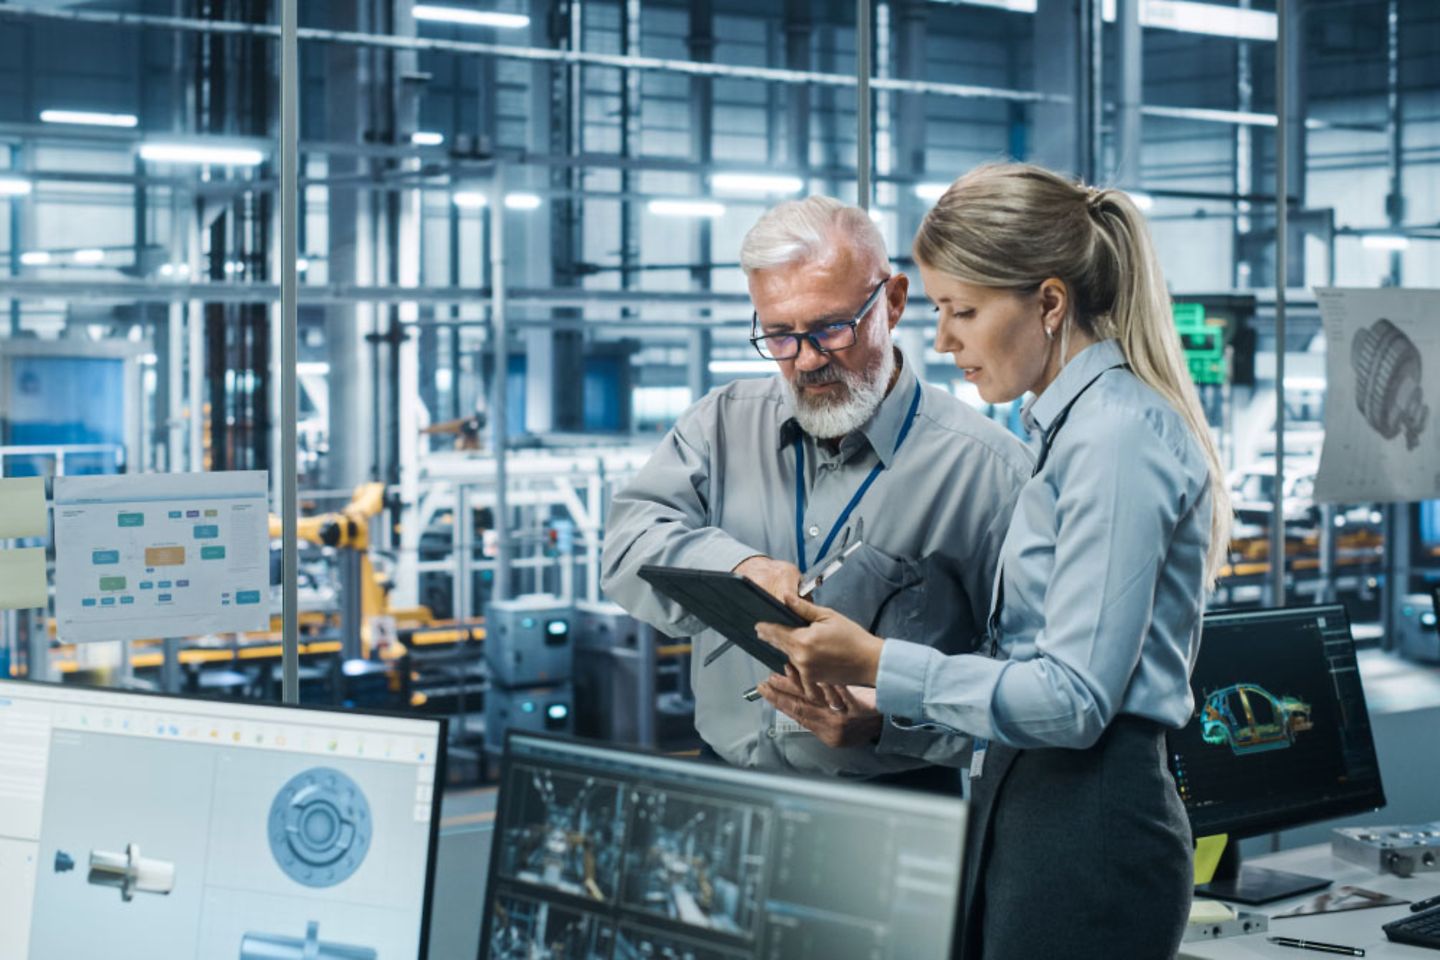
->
[[1385, 904, 1440, 949]]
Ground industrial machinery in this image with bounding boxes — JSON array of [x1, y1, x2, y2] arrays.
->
[[484, 596, 575, 688], [484, 684, 575, 755]]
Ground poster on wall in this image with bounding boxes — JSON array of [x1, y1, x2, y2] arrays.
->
[[52, 472, 270, 642], [1314, 288, 1440, 504]]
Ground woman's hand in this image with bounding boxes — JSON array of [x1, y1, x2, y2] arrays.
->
[[757, 667, 882, 749], [754, 593, 885, 687]]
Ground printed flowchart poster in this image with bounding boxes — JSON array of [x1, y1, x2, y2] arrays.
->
[[1314, 288, 1440, 504], [53, 472, 270, 642]]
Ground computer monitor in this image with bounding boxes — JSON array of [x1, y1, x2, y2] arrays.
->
[[0, 678, 445, 960], [480, 733, 966, 960], [1167, 603, 1386, 903]]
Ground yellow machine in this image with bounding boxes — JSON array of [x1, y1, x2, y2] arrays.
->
[[268, 483, 433, 652]]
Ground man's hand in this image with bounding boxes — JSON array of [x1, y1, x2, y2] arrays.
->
[[733, 555, 802, 601], [757, 667, 882, 749]]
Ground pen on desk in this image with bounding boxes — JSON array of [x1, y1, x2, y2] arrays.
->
[[1267, 936, 1365, 957], [1411, 893, 1440, 913]]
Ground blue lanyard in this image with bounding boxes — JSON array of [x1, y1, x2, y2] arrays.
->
[[793, 380, 923, 573]]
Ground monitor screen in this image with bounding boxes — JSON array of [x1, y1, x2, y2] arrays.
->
[[0, 679, 445, 960], [1167, 604, 1385, 840], [480, 734, 966, 960]]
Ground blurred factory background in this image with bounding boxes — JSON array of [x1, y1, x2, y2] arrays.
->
[[2, 0, 1439, 781]]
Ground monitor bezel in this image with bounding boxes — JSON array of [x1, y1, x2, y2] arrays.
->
[[476, 730, 967, 960], [1174, 602, 1387, 841], [0, 675, 448, 960]]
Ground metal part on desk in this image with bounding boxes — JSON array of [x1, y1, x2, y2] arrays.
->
[[484, 683, 574, 753], [483, 595, 574, 687], [1182, 908, 1269, 943], [1333, 823, 1440, 877]]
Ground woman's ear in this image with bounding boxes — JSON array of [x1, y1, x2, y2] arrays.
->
[[1038, 277, 1069, 330]]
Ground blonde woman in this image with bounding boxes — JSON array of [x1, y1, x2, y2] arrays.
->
[[755, 162, 1231, 959]]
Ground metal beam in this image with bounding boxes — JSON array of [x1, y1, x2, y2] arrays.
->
[[1116, 0, 1142, 186], [856, 0, 872, 209], [1271, 0, 1288, 608], [279, 0, 300, 704], [0, 278, 755, 307], [0, 5, 1055, 105]]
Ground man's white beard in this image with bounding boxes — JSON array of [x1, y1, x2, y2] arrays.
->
[[786, 341, 896, 440]]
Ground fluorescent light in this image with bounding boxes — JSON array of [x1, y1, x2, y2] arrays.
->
[[708, 359, 775, 374], [40, 109, 138, 128], [20, 251, 51, 266], [453, 191, 488, 209], [0, 177, 33, 197], [176, 263, 191, 277], [297, 362, 332, 376], [413, 5, 530, 29], [648, 199, 726, 218], [1134, 0, 1276, 42], [1284, 376, 1327, 392], [915, 182, 949, 201], [296, 257, 311, 272], [1127, 190, 1155, 212], [139, 143, 266, 166], [159, 263, 174, 277], [224, 260, 242, 275], [411, 131, 445, 146], [711, 173, 805, 195], [503, 192, 542, 210], [73, 249, 105, 265], [868, 208, 884, 223], [1362, 234, 1410, 251]]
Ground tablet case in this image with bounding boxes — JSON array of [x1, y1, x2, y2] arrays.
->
[[636, 565, 802, 674]]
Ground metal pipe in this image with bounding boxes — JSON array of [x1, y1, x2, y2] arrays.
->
[[279, 0, 300, 705], [856, 0, 872, 209], [490, 165, 510, 602], [0, 5, 1055, 106], [1271, 0, 1288, 608], [1116, 0, 1142, 186]]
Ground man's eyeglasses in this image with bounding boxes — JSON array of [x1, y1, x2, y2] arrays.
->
[[749, 278, 890, 361]]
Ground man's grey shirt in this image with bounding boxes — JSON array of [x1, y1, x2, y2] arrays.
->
[[601, 351, 1032, 777]]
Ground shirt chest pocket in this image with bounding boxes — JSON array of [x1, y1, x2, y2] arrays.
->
[[816, 544, 926, 638]]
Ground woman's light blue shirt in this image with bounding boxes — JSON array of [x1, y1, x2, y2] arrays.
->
[[876, 338, 1214, 749]]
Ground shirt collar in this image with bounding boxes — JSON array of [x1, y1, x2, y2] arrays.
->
[[1021, 338, 1127, 436], [777, 347, 918, 468]]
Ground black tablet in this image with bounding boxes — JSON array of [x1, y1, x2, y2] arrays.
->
[[637, 564, 802, 674]]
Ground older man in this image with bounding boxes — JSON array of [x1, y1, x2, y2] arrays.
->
[[601, 196, 1030, 781]]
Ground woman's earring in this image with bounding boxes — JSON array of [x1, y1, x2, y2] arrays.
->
[[1044, 325, 1056, 342]]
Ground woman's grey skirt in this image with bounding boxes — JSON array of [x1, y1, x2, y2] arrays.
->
[[957, 715, 1193, 960]]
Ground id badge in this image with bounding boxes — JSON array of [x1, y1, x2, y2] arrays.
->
[[969, 738, 988, 780]]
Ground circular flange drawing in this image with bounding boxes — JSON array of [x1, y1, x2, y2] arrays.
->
[[267, 767, 372, 887]]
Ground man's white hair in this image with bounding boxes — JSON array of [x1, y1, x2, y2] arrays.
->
[[739, 196, 890, 275]]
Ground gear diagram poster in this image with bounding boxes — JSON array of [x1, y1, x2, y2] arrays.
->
[[52, 472, 270, 642], [1314, 288, 1439, 503]]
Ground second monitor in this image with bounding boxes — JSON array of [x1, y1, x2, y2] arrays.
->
[[1167, 603, 1386, 903], [480, 733, 967, 960]]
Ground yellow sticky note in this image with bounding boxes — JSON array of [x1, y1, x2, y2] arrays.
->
[[0, 547, 48, 610], [1194, 833, 1229, 886], [0, 478, 47, 539]]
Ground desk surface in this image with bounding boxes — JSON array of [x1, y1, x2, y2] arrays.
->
[[1181, 844, 1440, 958]]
